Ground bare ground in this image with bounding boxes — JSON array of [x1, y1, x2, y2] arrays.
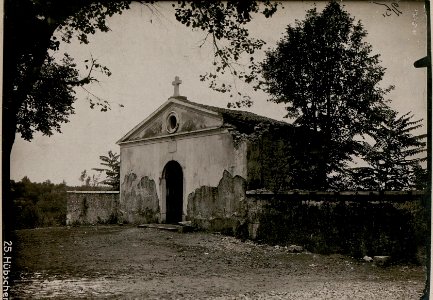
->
[[10, 225, 426, 299]]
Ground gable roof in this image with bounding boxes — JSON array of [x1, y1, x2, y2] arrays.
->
[[177, 98, 291, 134], [117, 96, 292, 144]]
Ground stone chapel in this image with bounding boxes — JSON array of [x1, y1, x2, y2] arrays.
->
[[116, 77, 317, 229]]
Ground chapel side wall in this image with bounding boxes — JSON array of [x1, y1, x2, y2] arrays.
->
[[245, 126, 320, 191], [245, 132, 293, 191], [119, 130, 248, 224]]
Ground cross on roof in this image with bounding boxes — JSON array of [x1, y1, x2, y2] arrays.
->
[[172, 76, 182, 97]]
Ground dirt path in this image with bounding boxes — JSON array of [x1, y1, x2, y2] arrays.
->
[[11, 226, 426, 299]]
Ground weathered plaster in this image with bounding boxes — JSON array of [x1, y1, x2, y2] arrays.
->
[[140, 120, 163, 139], [120, 173, 160, 224], [187, 170, 247, 234], [120, 130, 248, 223], [128, 102, 223, 141]]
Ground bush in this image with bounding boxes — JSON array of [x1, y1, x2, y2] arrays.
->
[[11, 178, 67, 228], [255, 198, 425, 263]]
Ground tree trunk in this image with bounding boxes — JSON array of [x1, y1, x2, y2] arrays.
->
[[3, 0, 60, 239]]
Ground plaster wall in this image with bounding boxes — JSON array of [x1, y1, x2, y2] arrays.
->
[[119, 129, 248, 223]]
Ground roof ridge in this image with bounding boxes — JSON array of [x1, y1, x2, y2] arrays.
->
[[176, 97, 290, 127]]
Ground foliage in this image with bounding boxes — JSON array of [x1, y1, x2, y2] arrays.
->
[[4, 0, 282, 157], [92, 150, 120, 190], [4, 0, 281, 235], [79, 169, 102, 188], [173, 1, 281, 106], [256, 198, 425, 263], [10, 177, 67, 228], [246, 124, 327, 191], [413, 164, 429, 190], [348, 112, 426, 191], [15, 51, 113, 142], [4, 0, 127, 156], [258, 1, 393, 188], [16, 55, 76, 140]]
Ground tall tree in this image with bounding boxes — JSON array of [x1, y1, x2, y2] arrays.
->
[[259, 1, 393, 189], [4, 0, 128, 157], [92, 150, 120, 190], [3, 0, 279, 235], [4, 0, 280, 158], [349, 112, 426, 191]]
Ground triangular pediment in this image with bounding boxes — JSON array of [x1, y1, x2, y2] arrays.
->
[[117, 97, 224, 144]]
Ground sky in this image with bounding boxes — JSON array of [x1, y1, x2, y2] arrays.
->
[[10, 1, 428, 186]]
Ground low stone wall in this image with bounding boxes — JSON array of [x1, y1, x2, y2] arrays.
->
[[244, 191, 428, 263], [187, 183, 428, 263], [66, 184, 427, 263], [66, 191, 120, 225]]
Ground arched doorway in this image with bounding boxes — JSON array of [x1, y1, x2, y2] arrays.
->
[[163, 161, 183, 223]]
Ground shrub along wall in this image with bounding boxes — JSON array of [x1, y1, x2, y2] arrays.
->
[[247, 191, 428, 263], [11, 179, 68, 229]]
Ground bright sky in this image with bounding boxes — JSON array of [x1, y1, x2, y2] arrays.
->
[[10, 1, 428, 186]]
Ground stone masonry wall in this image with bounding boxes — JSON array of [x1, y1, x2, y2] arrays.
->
[[187, 170, 247, 235], [244, 191, 428, 263], [66, 191, 119, 225], [187, 182, 427, 263]]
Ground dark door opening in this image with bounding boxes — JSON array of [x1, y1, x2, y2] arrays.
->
[[164, 161, 183, 223]]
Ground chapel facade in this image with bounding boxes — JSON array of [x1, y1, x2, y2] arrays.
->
[[117, 77, 316, 228]]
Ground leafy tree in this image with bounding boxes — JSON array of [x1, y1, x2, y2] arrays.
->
[[3, 0, 280, 235], [92, 150, 120, 190], [349, 112, 426, 191], [259, 1, 393, 189], [10, 178, 67, 228], [246, 124, 326, 192], [174, 1, 280, 106], [4, 0, 126, 157], [4, 0, 280, 157], [79, 169, 101, 187], [413, 164, 429, 191]]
